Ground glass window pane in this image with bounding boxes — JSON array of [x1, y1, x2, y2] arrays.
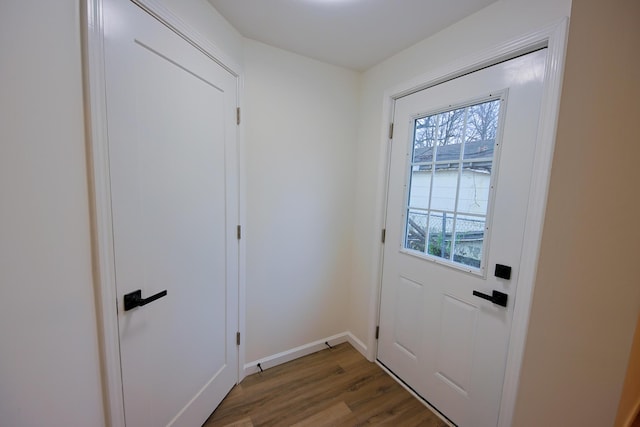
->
[[457, 163, 492, 215], [413, 116, 437, 163], [408, 164, 431, 209], [430, 164, 458, 212], [453, 215, 486, 268], [435, 141, 463, 162], [404, 98, 500, 271], [465, 100, 500, 145], [427, 212, 453, 260], [463, 139, 494, 160], [405, 210, 427, 252], [435, 108, 465, 161]]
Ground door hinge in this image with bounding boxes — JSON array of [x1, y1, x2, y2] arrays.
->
[[236, 107, 241, 125], [237, 225, 242, 240], [236, 332, 241, 346], [381, 228, 386, 243], [375, 326, 380, 340], [389, 123, 394, 139]]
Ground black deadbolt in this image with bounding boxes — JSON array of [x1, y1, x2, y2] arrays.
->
[[495, 264, 512, 280]]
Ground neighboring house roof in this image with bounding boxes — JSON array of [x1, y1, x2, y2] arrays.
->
[[413, 139, 494, 171], [413, 139, 494, 162]]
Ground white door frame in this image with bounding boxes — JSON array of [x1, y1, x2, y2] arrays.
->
[[81, 1, 245, 425], [371, 19, 569, 427]]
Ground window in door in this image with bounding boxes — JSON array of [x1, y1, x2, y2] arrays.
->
[[404, 97, 502, 272]]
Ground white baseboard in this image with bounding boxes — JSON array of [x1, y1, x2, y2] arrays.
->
[[346, 331, 368, 358], [243, 331, 369, 377]]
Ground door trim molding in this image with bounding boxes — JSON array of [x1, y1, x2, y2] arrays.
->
[[81, 1, 244, 425], [371, 18, 569, 427]]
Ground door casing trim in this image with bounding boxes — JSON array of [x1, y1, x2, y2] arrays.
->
[[81, 1, 245, 425], [370, 18, 569, 427]]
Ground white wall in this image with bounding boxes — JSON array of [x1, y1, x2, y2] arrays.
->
[[513, 0, 640, 425], [157, 0, 361, 367], [0, 1, 243, 425], [348, 0, 571, 353], [156, 0, 243, 68], [350, 0, 640, 425], [243, 39, 360, 362], [10, 1, 636, 425], [0, 2, 104, 426]]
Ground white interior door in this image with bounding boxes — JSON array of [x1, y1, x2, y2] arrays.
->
[[378, 49, 547, 427], [103, 1, 239, 425]]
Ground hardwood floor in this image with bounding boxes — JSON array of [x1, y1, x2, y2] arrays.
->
[[203, 342, 448, 427]]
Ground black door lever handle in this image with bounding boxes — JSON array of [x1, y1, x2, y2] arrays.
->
[[124, 289, 167, 311], [473, 290, 508, 307]]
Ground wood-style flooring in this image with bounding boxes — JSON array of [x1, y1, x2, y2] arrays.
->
[[203, 342, 448, 427]]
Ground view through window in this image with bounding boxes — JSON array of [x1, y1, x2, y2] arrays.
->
[[404, 98, 501, 270]]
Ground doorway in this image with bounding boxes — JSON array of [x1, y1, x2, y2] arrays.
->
[[85, 0, 241, 425], [378, 49, 548, 427]]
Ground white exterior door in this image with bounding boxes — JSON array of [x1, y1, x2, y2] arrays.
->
[[378, 49, 547, 427], [103, 1, 239, 425]]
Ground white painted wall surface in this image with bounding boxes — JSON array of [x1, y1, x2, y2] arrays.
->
[[156, 0, 244, 68], [513, 0, 640, 425], [0, 1, 242, 425], [0, 2, 105, 426], [13, 1, 636, 425], [243, 39, 360, 362], [348, 0, 572, 352]]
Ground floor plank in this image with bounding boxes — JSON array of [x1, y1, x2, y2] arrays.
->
[[290, 401, 354, 427], [203, 343, 448, 427]]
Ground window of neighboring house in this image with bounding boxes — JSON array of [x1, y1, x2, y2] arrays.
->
[[403, 98, 502, 272]]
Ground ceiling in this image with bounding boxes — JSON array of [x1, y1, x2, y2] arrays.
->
[[208, 0, 497, 71]]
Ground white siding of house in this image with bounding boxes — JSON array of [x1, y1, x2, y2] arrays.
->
[[409, 169, 491, 215]]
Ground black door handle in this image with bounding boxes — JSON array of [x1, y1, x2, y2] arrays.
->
[[472, 290, 508, 307], [124, 289, 167, 311]]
